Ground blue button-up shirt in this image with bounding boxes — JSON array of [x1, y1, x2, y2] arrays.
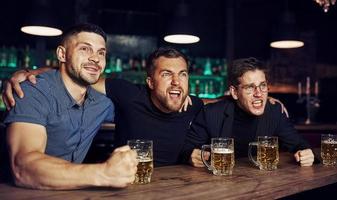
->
[[5, 70, 114, 163]]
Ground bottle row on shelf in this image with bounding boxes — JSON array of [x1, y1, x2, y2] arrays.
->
[[104, 56, 228, 76], [190, 75, 227, 99], [107, 72, 227, 99], [1, 44, 228, 74], [1, 45, 227, 77], [0, 45, 228, 99], [0, 45, 58, 69]]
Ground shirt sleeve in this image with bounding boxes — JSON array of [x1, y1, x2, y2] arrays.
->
[[104, 101, 115, 123], [276, 111, 311, 153], [190, 95, 204, 113], [180, 106, 211, 163], [4, 82, 50, 126], [104, 78, 143, 106]]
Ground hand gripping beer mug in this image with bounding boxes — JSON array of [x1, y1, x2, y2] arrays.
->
[[127, 140, 153, 184], [248, 136, 279, 170], [321, 134, 337, 166], [201, 138, 235, 175]]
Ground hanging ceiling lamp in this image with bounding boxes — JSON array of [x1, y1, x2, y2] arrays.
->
[[270, 10, 304, 49], [163, 1, 200, 44], [20, 0, 62, 36]]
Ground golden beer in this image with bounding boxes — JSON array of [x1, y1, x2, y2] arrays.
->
[[321, 140, 337, 166], [127, 139, 153, 184], [257, 144, 279, 170], [211, 148, 235, 175], [134, 158, 153, 184]]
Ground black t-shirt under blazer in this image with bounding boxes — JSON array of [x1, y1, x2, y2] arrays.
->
[[181, 98, 310, 161]]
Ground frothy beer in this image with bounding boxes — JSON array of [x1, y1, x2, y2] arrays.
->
[[257, 144, 279, 170], [135, 158, 153, 184], [321, 140, 337, 166], [211, 148, 235, 175]]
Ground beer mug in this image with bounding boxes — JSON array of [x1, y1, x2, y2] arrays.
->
[[127, 139, 153, 184], [321, 134, 337, 166], [201, 138, 235, 175], [248, 136, 279, 170]]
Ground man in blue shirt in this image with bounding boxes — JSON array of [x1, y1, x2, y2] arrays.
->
[[4, 47, 204, 167], [4, 24, 138, 190]]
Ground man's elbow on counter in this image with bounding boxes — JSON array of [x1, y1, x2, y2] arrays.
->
[[10, 158, 44, 190]]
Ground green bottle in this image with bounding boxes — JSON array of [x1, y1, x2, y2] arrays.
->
[[8, 46, 17, 68], [0, 46, 7, 67], [203, 58, 212, 75]]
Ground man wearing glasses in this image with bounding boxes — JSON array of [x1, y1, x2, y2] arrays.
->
[[182, 57, 314, 167]]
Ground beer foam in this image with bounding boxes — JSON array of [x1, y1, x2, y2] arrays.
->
[[138, 158, 153, 162], [323, 139, 337, 144], [213, 148, 234, 154]]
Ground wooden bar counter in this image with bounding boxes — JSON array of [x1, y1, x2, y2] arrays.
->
[[100, 123, 337, 132], [1, 151, 337, 200]]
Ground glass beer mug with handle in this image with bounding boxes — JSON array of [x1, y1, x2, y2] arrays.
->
[[201, 138, 235, 175], [127, 139, 153, 184], [248, 136, 279, 171], [321, 134, 337, 166]]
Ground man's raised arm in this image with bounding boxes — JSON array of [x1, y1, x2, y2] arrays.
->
[[2, 67, 106, 109]]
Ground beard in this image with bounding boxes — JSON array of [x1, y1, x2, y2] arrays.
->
[[67, 63, 101, 86]]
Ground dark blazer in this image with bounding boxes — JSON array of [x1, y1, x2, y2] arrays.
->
[[181, 98, 310, 162]]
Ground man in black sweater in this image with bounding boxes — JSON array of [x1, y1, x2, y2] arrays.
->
[[101, 48, 203, 166], [182, 57, 314, 167]]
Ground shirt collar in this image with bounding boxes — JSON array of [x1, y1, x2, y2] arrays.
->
[[53, 70, 96, 108]]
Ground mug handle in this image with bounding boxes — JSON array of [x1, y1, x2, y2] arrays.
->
[[201, 144, 213, 171], [248, 142, 259, 167]]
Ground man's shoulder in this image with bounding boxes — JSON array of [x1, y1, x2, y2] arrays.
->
[[89, 86, 114, 104], [265, 101, 283, 115], [21, 72, 54, 94], [105, 78, 146, 98], [190, 95, 203, 105], [189, 95, 204, 111], [204, 98, 232, 110], [106, 78, 144, 89]]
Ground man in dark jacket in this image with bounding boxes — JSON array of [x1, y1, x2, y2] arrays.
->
[[182, 57, 314, 167]]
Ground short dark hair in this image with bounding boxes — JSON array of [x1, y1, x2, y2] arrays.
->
[[61, 23, 107, 45], [228, 57, 268, 86], [145, 47, 189, 77]]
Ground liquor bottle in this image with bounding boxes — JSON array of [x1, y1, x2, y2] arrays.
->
[[23, 46, 31, 69], [7, 46, 17, 68], [221, 59, 228, 76], [0, 46, 7, 67], [195, 80, 200, 96], [209, 80, 214, 95], [189, 81, 196, 96], [115, 58, 122, 72], [141, 57, 146, 71], [203, 58, 212, 75]]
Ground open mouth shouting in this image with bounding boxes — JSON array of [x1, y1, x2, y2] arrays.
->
[[252, 99, 263, 109], [168, 89, 182, 100]]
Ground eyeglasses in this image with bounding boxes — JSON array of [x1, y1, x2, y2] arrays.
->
[[238, 82, 268, 94]]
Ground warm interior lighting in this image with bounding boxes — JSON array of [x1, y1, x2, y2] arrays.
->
[[315, 0, 336, 12], [21, 26, 62, 36], [270, 40, 304, 49], [164, 34, 200, 44]]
